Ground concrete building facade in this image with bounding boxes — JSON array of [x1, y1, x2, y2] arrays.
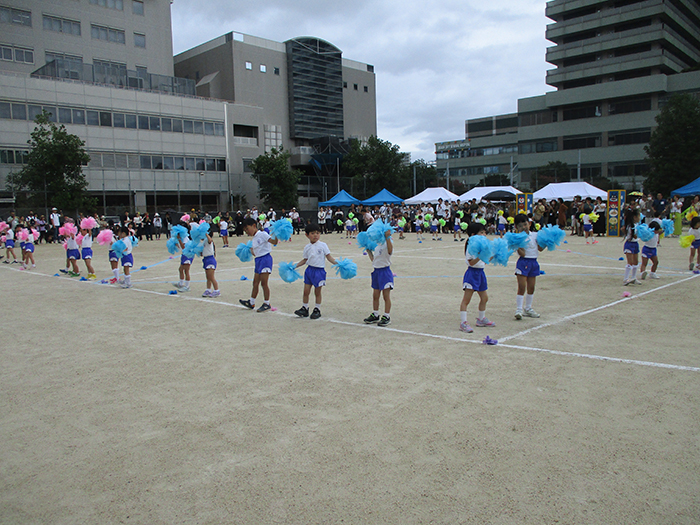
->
[[436, 0, 700, 191]]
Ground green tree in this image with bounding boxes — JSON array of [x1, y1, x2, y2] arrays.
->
[[645, 93, 700, 195], [342, 136, 411, 199], [6, 111, 93, 213], [531, 161, 570, 191], [250, 146, 302, 210], [411, 159, 438, 194]]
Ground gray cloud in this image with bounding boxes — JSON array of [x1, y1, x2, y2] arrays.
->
[[171, 0, 552, 162]]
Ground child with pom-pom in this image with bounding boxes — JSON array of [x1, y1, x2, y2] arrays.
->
[[201, 229, 220, 297], [430, 215, 441, 241], [414, 214, 425, 242], [292, 223, 339, 319], [219, 216, 229, 248], [582, 213, 597, 245], [63, 224, 81, 277], [1, 222, 17, 264], [239, 217, 279, 312], [117, 226, 134, 288], [21, 228, 37, 269], [173, 226, 193, 293], [364, 227, 393, 327], [639, 220, 663, 280], [685, 216, 700, 271], [497, 210, 508, 237], [345, 217, 354, 239], [79, 225, 97, 280], [459, 222, 495, 333], [622, 208, 642, 286], [513, 214, 545, 320]]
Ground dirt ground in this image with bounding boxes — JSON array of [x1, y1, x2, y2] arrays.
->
[[1, 228, 698, 525]]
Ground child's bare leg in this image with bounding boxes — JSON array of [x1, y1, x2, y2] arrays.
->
[[206, 268, 218, 290], [477, 290, 488, 311], [260, 273, 271, 301], [302, 283, 312, 304], [381, 288, 391, 314], [650, 256, 658, 273], [251, 273, 261, 299], [314, 286, 323, 306], [372, 289, 381, 311], [460, 289, 474, 311]]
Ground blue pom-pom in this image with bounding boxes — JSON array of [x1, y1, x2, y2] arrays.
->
[[504, 231, 530, 251], [235, 241, 253, 262], [367, 220, 394, 245], [112, 239, 126, 259], [537, 225, 566, 251], [79, 276, 88, 281], [279, 261, 302, 283], [540, 271, 546, 275], [563, 240, 568, 244], [189, 222, 210, 243], [467, 235, 492, 262], [357, 231, 377, 252], [183, 239, 204, 258], [54, 273, 60, 276], [166, 236, 181, 255], [490, 237, 513, 266], [619, 257, 624, 261], [661, 219, 674, 237], [270, 219, 293, 242], [635, 223, 655, 242], [171, 225, 189, 242], [130, 235, 139, 247], [240, 275, 248, 280], [169, 290, 177, 295], [333, 258, 357, 279], [140, 265, 148, 270]]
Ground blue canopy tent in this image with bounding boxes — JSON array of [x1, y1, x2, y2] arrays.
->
[[671, 176, 700, 196], [319, 189, 361, 207], [361, 188, 403, 207]]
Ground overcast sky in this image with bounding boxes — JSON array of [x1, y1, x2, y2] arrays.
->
[[171, 0, 555, 163]]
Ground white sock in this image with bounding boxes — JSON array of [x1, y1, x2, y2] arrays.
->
[[516, 295, 524, 310], [179, 280, 184, 286], [478, 310, 485, 320], [314, 304, 321, 309], [383, 312, 390, 318], [303, 303, 309, 309], [624, 265, 631, 281], [112, 268, 119, 279], [264, 300, 270, 305], [460, 311, 467, 323], [525, 294, 534, 310], [185, 280, 190, 287], [373, 310, 379, 316], [125, 274, 131, 285], [631, 266, 638, 279], [249, 298, 256, 305]]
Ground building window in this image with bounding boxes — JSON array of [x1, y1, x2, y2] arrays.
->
[[260, 64, 266, 73], [563, 135, 601, 150], [364, 86, 368, 93], [132, 0, 144, 15], [1, 44, 34, 64], [134, 33, 145, 48], [608, 130, 651, 146], [89, 0, 124, 11], [245, 61, 252, 70], [353, 84, 358, 90], [264, 124, 282, 153], [91, 24, 125, 44], [274, 67, 280, 75], [43, 15, 81, 35], [0, 6, 32, 27]]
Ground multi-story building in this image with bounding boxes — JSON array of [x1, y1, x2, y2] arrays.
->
[[436, 0, 700, 191], [0, 0, 376, 214]]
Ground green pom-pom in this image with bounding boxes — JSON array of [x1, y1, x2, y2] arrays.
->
[[457, 211, 464, 218], [439, 218, 446, 227], [337, 219, 343, 226], [460, 222, 468, 230], [479, 218, 486, 225], [423, 221, 429, 228], [425, 214, 432, 221], [353, 218, 359, 224], [348, 212, 354, 219]]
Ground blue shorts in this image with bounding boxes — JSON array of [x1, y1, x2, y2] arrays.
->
[[497, 223, 506, 232], [254, 253, 273, 274], [24, 243, 35, 253], [5, 239, 14, 248], [219, 229, 228, 237], [67, 248, 80, 260], [81, 247, 93, 259], [584, 224, 592, 232], [415, 225, 422, 232], [121, 253, 133, 267], [109, 250, 118, 262], [203, 255, 217, 269], [515, 257, 540, 277], [642, 246, 657, 259], [371, 266, 394, 290], [180, 254, 193, 265], [463, 267, 487, 291], [454, 223, 461, 232], [20, 242, 25, 250], [304, 266, 327, 287], [692, 239, 700, 249], [430, 225, 438, 233], [623, 241, 639, 254]]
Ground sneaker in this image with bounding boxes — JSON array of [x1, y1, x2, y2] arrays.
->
[[239, 299, 254, 309], [649, 273, 659, 279], [514, 309, 523, 320], [88, 274, 97, 280], [2, 260, 9, 264], [623, 279, 632, 286], [68, 271, 80, 277], [118, 278, 125, 285], [377, 315, 391, 327], [592, 240, 599, 244], [691, 263, 695, 271], [633, 279, 643, 285], [120, 283, 132, 289], [294, 306, 309, 318], [364, 313, 380, 324], [476, 317, 496, 327], [59, 268, 68, 273], [257, 303, 272, 313], [310, 307, 322, 319], [202, 290, 212, 297], [524, 308, 540, 318], [641, 271, 648, 280], [173, 282, 183, 289], [459, 321, 473, 333], [179, 286, 190, 292], [211, 290, 221, 297], [11, 260, 18, 264]]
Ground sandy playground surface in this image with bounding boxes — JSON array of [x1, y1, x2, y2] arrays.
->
[[1, 229, 699, 524]]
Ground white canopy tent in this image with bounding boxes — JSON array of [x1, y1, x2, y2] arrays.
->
[[533, 182, 607, 201], [404, 187, 460, 205], [458, 186, 522, 202]]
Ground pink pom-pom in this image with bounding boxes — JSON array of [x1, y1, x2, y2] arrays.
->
[[566, 249, 571, 253], [59, 223, 77, 237], [1, 235, 6, 243], [180, 214, 190, 223], [32, 229, 40, 239], [62, 242, 67, 250], [76, 233, 84, 246], [96, 229, 114, 245], [18, 228, 29, 241], [622, 291, 632, 297], [80, 217, 98, 230], [0, 221, 8, 232]]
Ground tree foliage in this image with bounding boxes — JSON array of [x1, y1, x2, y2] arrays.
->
[[342, 136, 412, 199], [250, 146, 302, 210], [6, 111, 93, 212], [644, 93, 700, 195], [531, 161, 570, 191]]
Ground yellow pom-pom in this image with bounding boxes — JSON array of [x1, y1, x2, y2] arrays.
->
[[687, 210, 698, 220], [498, 210, 504, 215], [518, 210, 527, 214], [535, 223, 541, 231], [589, 213, 599, 223], [507, 217, 515, 224], [680, 235, 694, 248], [579, 213, 585, 220]]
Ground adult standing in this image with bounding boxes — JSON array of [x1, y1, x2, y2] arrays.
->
[[557, 199, 568, 229], [318, 207, 327, 234], [153, 213, 162, 239], [593, 197, 606, 236], [49, 208, 61, 242], [290, 207, 300, 234], [669, 196, 683, 237], [652, 192, 668, 219]]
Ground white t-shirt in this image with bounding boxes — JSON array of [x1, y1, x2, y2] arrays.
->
[[303, 241, 330, 268], [644, 233, 659, 249], [345, 219, 353, 228], [689, 227, 700, 240], [6, 229, 14, 241], [219, 220, 228, 231], [66, 236, 79, 250], [582, 214, 591, 225], [121, 236, 132, 255], [371, 242, 391, 269], [81, 235, 92, 248], [523, 232, 539, 258], [466, 251, 486, 269], [251, 230, 272, 257], [202, 239, 215, 257]]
